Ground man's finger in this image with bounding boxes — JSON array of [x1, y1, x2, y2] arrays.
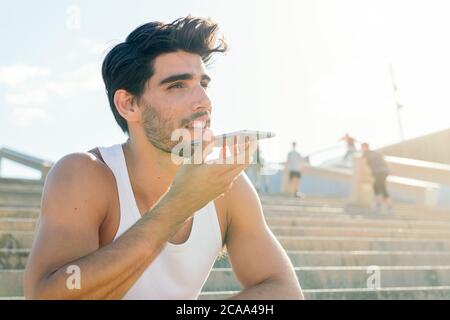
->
[[236, 138, 258, 164]]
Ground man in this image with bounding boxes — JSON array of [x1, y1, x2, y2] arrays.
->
[[339, 133, 358, 163], [361, 142, 393, 214], [24, 16, 303, 300], [286, 142, 304, 198]]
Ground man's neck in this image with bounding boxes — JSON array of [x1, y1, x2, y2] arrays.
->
[[122, 136, 180, 209]]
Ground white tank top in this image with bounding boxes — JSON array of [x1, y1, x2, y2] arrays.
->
[[97, 143, 223, 300]]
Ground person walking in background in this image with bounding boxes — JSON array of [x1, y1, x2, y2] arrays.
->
[[361, 142, 394, 214], [286, 141, 304, 198], [339, 133, 358, 162]]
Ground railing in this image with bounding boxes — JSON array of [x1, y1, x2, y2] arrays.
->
[[270, 150, 449, 208], [0, 147, 53, 181], [385, 156, 450, 185]]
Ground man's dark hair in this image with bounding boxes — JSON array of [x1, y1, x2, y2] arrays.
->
[[101, 16, 227, 134]]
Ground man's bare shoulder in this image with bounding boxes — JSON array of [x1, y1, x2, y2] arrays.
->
[[46, 150, 114, 188], [226, 173, 258, 200], [224, 173, 263, 224], [41, 150, 116, 222]]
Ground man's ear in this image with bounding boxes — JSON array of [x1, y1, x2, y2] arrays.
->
[[114, 89, 141, 123]]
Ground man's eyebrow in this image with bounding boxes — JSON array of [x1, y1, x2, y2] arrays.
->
[[158, 73, 211, 86]]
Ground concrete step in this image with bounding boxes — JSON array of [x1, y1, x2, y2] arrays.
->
[[303, 286, 450, 299], [0, 178, 44, 190], [4, 217, 450, 240], [5, 285, 450, 300], [0, 232, 35, 249], [5, 267, 450, 297], [260, 196, 346, 206], [264, 205, 345, 215], [4, 229, 450, 252], [270, 225, 450, 240], [198, 286, 450, 300], [4, 213, 450, 235], [285, 235, 450, 251], [0, 184, 43, 194], [265, 212, 450, 224], [261, 197, 448, 211], [3, 248, 450, 271], [203, 266, 450, 291], [261, 195, 449, 211], [264, 208, 450, 221], [0, 270, 23, 296], [0, 249, 29, 269], [0, 195, 41, 207], [213, 250, 450, 268], [265, 216, 450, 230], [3, 223, 450, 252], [277, 236, 450, 251], [0, 208, 40, 219], [0, 218, 37, 232], [0, 189, 42, 198], [262, 203, 447, 216]]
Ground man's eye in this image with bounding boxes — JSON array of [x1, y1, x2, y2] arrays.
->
[[169, 83, 184, 89], [201, 82, 210, 89]]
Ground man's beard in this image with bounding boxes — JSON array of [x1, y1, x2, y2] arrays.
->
[[141, 101, 211, 157], [141, 102, 178, 154]]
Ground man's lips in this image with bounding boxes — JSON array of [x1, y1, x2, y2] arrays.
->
[[184, 117, 211, 129]]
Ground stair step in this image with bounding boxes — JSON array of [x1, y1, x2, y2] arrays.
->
[[198, 286, 450, 300], [266, 216, 450, 230], [0, 249, 30, 269], [5, 267, 450, 297], [0, 208, 40, 219], [4, 230, 450, 252], [0, 270, 23, 296], [264, 210, 450, 222], [270, 225, 450, 239], [0, 218, 37, 232], [202, 266, 450, 291], [3, 248, 450, 271], [4, 215, 450, 235], [0, 196, 41, 207], [277, 236, 450, 251], [214, 250, 450, 268], [2, 248, 450, 271], [0, 232, 35, 249], [4, 217, 450, 239]]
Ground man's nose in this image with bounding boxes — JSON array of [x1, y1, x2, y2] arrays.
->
[[191, 84, 212, 112]]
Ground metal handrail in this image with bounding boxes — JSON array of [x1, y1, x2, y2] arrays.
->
[[0, 147, 53, 180]]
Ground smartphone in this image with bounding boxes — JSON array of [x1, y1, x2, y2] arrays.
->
[[192, 130, 276, 147], [173, 130, 276, 158]]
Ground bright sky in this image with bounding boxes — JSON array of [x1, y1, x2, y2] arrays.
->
[[1, 0, 449, 178]]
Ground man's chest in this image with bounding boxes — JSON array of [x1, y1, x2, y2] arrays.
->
[[98, 190, 228, 249]]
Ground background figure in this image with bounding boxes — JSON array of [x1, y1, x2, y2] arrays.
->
[[361, 142, 394, 214], [286, 141, 304, 198], [340, 133, 358, 162]]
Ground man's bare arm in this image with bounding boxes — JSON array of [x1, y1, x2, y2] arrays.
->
[[224, 174, 304, 300], [24, 153, 189, 299]]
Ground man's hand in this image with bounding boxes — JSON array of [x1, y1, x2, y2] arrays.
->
[[165, 136, 258, 217]]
